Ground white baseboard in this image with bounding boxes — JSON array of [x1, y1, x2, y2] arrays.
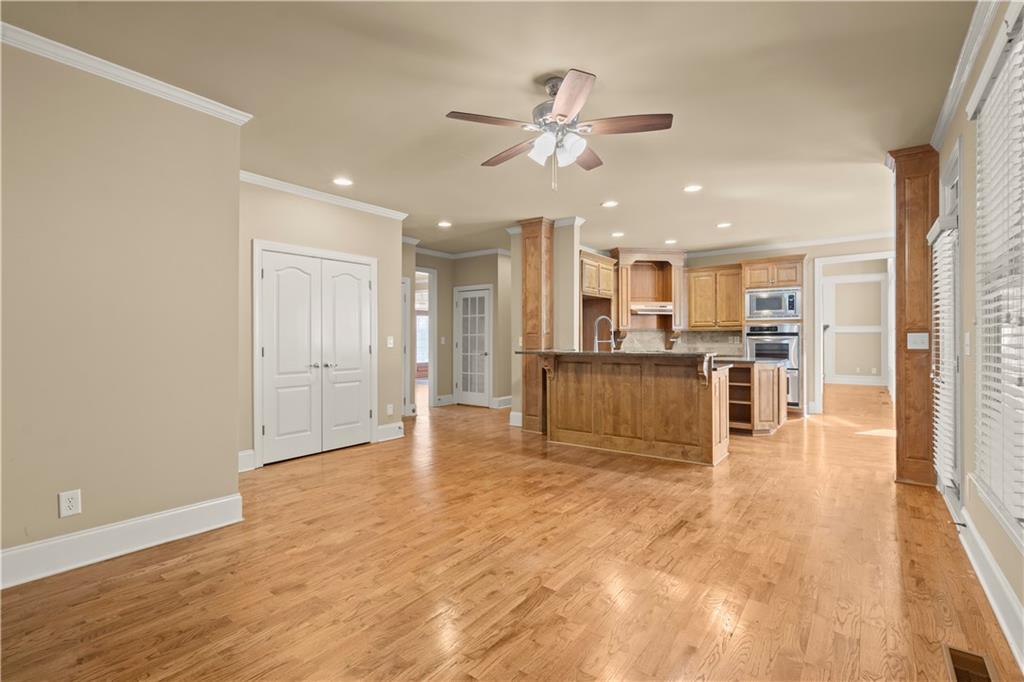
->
[[490, 395, 512, 409], [807, 400, 823, 415], [509, 411, 523, 427], [435, 394, 455, 406], [403, 404, 417, 417], [238, 449, 255, 472], [1, 493, 243, 588], [959, 508, 1024, 673], [374, 421, 405, 442]]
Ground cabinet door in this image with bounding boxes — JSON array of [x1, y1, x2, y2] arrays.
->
[[598, 263, 615, 297], [717, 372, 730, 446], [774, 261, 802, 286], [715, 269, 743, 328], [672, 264, 686, 331], [688, 271, 717, 328], [617, 265, 631, 331], [744, 263, 773, 289], [753, 365, 779, 431], [581, 259, 600, 295]]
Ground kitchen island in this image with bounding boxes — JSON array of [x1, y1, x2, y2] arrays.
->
[[518, 350, 731, 465]]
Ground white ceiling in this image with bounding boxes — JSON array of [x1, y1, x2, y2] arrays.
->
[[2, 2, 972, 253]]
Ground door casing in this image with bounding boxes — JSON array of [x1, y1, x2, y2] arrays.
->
[[252, 239, 379, 469]]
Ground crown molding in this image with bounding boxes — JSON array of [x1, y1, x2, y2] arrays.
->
[[415, 247, 510, 260], [554, 216, 586, 229], [1, 22, 252, 126], [402, 236, 421, 246], [240, 171, 407, 221], [580, 245, 611, 257], [686, 231, 894, 259], [931, 2, 1002, 148]]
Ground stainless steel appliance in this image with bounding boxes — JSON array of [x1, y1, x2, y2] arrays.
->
[[745, 323, 801, 407], [745, 288, 801, 320]]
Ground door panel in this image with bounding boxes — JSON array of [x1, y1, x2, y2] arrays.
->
[[323, 260, 372, 450], [716, 269, 743, 328], [455, 289, 491, 406], [262, 251, 322, 464], [688, 272, 717, 328]]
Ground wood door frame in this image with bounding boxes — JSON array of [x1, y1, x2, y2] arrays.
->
[[810, 250, 895, 414], [452, 284, 494, 407], [252, 239, 379, 469], [822, 273, 889, 386], [415, 266, 439, 409]]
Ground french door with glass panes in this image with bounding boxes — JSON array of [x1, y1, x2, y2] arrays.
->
[[453, 287, 492, 407]]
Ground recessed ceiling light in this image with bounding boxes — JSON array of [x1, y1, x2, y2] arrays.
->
[[437, 220, 453, 229], [611, 232, 625, 238], [601, 200, 619, 208], [665, 239, 678, 245], [333, 177, 353, 187], [683, 184, 702, 193], [716, 222, 732, 229]]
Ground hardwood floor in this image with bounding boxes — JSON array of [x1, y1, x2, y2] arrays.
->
[[2, 385, 1019, 680]]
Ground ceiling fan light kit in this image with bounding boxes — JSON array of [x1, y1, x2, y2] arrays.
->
[[447, 68, 673, 189]]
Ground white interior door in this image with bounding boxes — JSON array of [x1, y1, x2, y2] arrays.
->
[[454, 287, 491, 407], [822, 275, 887, 385], [262, 251, 323, 464], [322, 259, 373, 451]]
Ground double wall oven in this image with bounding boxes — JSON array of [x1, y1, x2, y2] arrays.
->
[[745, 323, 801, 407]]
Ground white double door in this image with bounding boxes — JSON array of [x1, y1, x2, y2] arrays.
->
[[262, 251, 372, 464], [454, 287, 491, 407]]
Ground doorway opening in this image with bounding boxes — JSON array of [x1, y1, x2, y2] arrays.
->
[[415, 268, 436, 412], [812, 251, 895, 417]]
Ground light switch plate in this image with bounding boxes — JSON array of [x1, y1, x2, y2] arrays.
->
[[386, 336, 394, 348], [964, 331, 971, 356], [907, 332, 929, 350]]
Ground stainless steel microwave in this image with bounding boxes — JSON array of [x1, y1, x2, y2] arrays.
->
[[745, 288, 801, 320]]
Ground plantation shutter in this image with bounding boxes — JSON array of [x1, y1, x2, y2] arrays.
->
[[974, 19, 1024, 532], [931, 228, 958, 495]]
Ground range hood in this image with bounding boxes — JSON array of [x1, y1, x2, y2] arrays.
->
[[629, 302, 673, 315]]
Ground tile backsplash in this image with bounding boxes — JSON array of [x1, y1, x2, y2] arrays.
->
[[621, 330, 743, 354]]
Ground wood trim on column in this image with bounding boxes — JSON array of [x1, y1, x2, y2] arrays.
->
[[521, 217, 554, 433], [887, 144, 938, 486]]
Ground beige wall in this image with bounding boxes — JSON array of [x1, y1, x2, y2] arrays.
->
[[937, 6, 1024, 604], [402, 243, 417, 410], [688, 236, 895, 408], [510, 235, 523, 415], [238, 183, 404, 451], [414, 253, 454, 397], [2, 47, 241, 547]]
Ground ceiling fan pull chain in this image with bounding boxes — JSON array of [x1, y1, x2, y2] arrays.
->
[[551, 153, 558, 191]]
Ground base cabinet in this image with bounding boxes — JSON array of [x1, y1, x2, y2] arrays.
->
[[727, 361, 787, 436]]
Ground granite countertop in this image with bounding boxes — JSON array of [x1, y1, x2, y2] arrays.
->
[[711, 355, 788, 365], [516, 349, 714, 360]]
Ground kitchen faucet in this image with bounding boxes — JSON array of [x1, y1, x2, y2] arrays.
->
[[594, 315, 615, 352]]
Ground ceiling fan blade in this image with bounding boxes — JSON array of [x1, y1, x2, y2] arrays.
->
[[552, 69, 596, 122], [447, 111, 532, 129], [482, 139, 536, 167], [575, 146, 603, 171], [579, 114, 674, 135]]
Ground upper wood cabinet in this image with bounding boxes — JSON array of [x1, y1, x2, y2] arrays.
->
[[580, 251, 615, 298], [610, 248, 686, 337], [688, 265, 742, 330], [741, 257, 804, 289]]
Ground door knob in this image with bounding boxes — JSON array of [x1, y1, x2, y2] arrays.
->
[[324, 362, 335, 368], [310, 362, 321, 368], [483, 352, 489, 357]]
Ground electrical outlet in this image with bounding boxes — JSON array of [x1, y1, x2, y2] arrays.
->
[[386, 403, 394, 416], [872, 367, 878, 375], [856, 367, 861, 374], [386, 336, 394, 348], [441, 336, 446, 345], [58, 489, 81, 518], [518, 336, 523, 348]]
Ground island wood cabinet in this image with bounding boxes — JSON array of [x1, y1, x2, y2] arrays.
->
[[581, 251, 615, 298], [742, 257, 803, 289], [727, 360, 787, 436], [688, 265, 743, 330]]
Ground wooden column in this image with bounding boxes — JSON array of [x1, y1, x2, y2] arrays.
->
[[521, 217, 554, 433], [887, 144, 938, 485]]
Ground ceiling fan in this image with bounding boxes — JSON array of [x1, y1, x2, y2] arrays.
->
[[447, 68, 673, 189]]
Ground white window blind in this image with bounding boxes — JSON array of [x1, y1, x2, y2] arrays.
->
[[976, 30, 1024, 533], [932, 229, 958, 497]]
